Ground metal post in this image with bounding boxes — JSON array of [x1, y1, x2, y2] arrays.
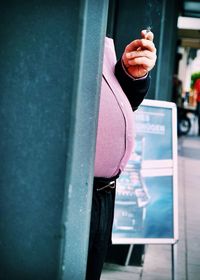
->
[[171, 243, 178, 280], [125, 244, 134, 266]]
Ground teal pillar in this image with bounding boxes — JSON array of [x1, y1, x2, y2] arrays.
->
[[0, 1, 108, 279], [154, 0, 180, 101]]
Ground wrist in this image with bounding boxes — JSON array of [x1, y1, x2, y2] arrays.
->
[[121, 59, 148, 80]]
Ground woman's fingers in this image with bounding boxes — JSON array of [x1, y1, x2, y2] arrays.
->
[[126, 55, 156, 70], [125, 38, 156, 53]]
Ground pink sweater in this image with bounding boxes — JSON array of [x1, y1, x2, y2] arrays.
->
[[94, 37, 135, 178]]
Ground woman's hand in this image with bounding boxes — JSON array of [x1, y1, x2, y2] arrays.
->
[[122, 30, 157, 78]]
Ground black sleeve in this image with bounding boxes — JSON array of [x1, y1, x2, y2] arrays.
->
[[115, 58, 151, 111]]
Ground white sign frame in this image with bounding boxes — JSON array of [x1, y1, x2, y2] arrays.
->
[[112, 99, 178, 245]]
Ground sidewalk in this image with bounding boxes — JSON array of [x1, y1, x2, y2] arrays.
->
[[101, 135, 200, 280]]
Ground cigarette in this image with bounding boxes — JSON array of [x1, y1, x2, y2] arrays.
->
[[146, 26, 151, 33], [137, 26, 152, 51]]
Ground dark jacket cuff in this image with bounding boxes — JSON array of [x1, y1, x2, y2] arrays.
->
[[115, 58, 151, 111]]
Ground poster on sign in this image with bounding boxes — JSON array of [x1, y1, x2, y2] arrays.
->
[[112, 99, 178, 244]]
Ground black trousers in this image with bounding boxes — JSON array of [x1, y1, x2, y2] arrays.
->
[[85, 179, 116, 280]]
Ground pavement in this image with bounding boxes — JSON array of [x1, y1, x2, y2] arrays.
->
[[101, 135, 200, 280]]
